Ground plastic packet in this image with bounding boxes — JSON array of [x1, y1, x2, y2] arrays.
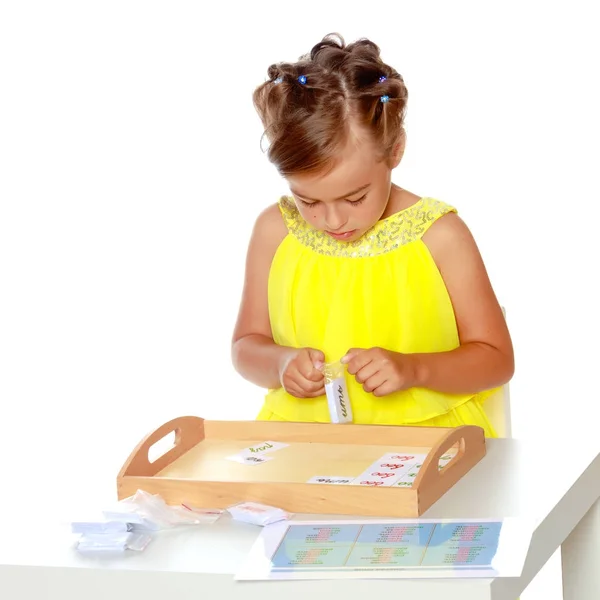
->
[[179, 503, 223, 524], [227, 501, 291, 526], [71, 520, 134, 535], [103, 489, 222, 530], [321, 360, 353, 423], [76, 531, 152, 554]]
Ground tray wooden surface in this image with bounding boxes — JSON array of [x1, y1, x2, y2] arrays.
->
[[117, 416, 486, 517]]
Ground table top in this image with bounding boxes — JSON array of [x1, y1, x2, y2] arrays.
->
[[2, 436, 599, 600]]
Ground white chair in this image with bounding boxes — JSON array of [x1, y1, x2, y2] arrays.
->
[[483, 305, 512, 438]]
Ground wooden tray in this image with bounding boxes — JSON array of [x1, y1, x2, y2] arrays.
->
[[117, 416, 486, 517]]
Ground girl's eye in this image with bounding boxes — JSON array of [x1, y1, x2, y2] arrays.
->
[[348, 194, 367, 205], [297, 194, 366, 207]]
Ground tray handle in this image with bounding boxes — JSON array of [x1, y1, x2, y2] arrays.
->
[[118, 416, 205, 478], [412, 425, 484, 491]]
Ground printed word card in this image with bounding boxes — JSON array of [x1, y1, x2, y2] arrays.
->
[[307, 450, 456, 487], [225, 440, 288, 466]]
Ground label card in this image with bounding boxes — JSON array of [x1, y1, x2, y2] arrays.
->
[[226, 454, 274, 466], [306, 476, 354, 485], [241, 441, 289, 456]]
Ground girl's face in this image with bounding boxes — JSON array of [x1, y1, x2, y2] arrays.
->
[[286, 138, 402, 243]]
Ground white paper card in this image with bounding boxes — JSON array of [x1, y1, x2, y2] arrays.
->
[[306, 476, 354, 485], [226, 454, 274, 465]]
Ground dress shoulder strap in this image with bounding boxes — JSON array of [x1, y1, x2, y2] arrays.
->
[[277, 196, 298, 229], [404, 197, 457, 240]]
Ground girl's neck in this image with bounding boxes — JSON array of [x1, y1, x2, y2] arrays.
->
[[380, 184, 422, 220]]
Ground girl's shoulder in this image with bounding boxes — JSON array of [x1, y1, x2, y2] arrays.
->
[[247, 199, 290, 259], [421, 208, 478, 263], [258, 196, 306, 241], [253, 199, 289, 234]]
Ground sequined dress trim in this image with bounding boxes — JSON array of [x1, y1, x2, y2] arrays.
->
[[278, 196, 457, 258]]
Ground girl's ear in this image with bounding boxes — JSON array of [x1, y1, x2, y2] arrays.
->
[[388, 130, 406, 169]]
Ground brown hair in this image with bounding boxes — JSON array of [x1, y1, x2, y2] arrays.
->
[[253, 33, 408, 177]]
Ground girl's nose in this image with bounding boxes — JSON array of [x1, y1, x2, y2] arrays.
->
[[325, 207, 347, 231]]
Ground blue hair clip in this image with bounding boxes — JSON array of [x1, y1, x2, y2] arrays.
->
[[380, 95, 390, 103], [378, 75, 387, 83], [298, 75, 307, 85]]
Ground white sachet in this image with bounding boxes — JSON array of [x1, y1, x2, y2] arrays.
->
[[227, 501, 290, 526], [322, 360, 353, 423]]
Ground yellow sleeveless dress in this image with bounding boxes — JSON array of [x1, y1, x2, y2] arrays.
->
[[256, 195, 498, 438]]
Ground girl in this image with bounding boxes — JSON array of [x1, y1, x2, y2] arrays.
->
[[231, 33, 514, 437]]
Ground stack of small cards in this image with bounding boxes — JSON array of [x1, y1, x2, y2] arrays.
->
[[226, 440, 288, 465], [307, 450, 457, 487]]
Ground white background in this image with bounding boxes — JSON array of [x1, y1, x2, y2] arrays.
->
[[1, 2, 598, 598]]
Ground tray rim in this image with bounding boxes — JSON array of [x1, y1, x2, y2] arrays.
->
[[116, 416, 486, 516]]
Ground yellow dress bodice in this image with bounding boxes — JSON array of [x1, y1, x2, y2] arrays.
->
[[262, 195, 497, 426]]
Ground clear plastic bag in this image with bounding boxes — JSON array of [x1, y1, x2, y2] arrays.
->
[[76, 531, 152, 554], [102, 490, 222, 530], [321, 360, 353, 423]]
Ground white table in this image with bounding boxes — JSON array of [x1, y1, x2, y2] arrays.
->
[[1, 437, 599, 600]]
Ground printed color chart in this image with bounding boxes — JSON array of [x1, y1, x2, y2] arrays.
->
[[235, 518, 532, 581], [271, 521, 502, 569]]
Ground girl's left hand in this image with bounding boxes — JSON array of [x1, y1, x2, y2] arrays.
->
[[341, 347, 419, 396]]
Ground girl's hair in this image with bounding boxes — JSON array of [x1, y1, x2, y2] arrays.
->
[[253, 33, 408, 177]]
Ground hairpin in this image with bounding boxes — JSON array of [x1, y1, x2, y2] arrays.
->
[[298, 75, 307, 84], [380, 95, 390, 103], [378, 75, 387, 83], [273, 76, 283, 84]]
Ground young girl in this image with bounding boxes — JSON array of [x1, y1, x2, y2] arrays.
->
[[231, 33, 514, 437]]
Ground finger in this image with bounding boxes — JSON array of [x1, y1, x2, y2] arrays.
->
[[281, 367, 308, 398], [371, 380, 399, 397], [284, 379, 325, 399], [300, 377, 327, 394], [297, 352, 325, 382], [282, 380, 305, 398], [346, 349, 374, 375], [300, 385, 326, 398], [307, 348, 325, 371], [354, 361, 380, 385], [340, 347, 363, 365], [287, 368, 325, 393], [362, 371, 387, 393]]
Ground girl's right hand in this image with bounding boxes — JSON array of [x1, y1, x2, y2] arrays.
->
[[279, 348, 326, 398]]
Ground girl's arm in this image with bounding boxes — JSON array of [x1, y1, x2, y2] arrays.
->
[[413, 212, 515, 393], [231, 204, 293, 389]]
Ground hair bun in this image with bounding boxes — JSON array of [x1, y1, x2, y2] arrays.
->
[[267, 63, 304, 84], [253, 33, 408, 176], [346, 38, 381, 61]]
